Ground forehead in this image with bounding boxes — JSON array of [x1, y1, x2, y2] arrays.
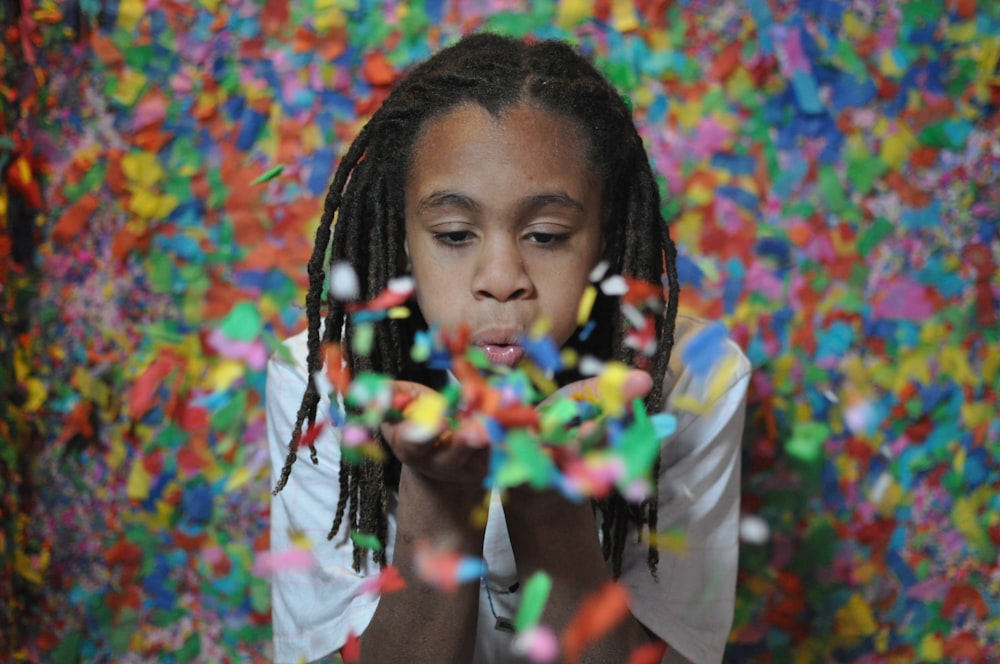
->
[[406, 103, 598, 193]]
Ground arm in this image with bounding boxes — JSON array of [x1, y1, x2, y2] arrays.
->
[[503, 486, 657, 662], [501, 369, 663, 662], [359, 469, 486, 663], [358, 380, 491, 663]]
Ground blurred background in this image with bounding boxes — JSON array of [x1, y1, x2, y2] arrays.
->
[[2, 0, 998, 661]]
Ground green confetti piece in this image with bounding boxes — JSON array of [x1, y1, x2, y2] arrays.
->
[[111, 608, 139, 656], [496, 430, 556, 489], [618, 398, 661, 480], [350, 531, 383, 551], [353, 322, 374, 356], [816, 166, 847, 213], [219, 301, 262, 341], [250, 576, 270, 614], [149, 250, 175, 295], [250, 164, 285, 185], [857, 217, 893, 256], [212, 390, 248, 433], [513, 571, 552, 632], [846, 154, 888, 196], [177, 631, 201, 663], [785, 421, 829, 464]]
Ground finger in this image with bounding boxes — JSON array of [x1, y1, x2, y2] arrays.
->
[[621, 370, 653, 402]]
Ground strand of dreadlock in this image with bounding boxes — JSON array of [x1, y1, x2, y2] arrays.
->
[[273, 128, 374, 493]]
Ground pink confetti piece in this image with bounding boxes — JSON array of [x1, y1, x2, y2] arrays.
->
[[251, 547, 315, 578]]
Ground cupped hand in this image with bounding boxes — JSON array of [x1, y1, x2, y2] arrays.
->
[[380, 380, 490, 485], [538, 369, 653, 442]]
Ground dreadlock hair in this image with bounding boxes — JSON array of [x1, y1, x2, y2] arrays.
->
[[272, 32, 681, 579]]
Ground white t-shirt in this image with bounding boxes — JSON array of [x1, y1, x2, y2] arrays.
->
[[268, 314, 751, 664]]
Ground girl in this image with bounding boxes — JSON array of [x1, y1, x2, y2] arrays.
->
[[267, 33, 750, 664]]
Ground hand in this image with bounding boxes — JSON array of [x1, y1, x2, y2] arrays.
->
[[380, 380, 490, 485], [539, 369, 653, 439]]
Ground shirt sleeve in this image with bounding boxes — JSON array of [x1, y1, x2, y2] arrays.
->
[[267, 338, 384, 664], [617, 336, 752, 664]]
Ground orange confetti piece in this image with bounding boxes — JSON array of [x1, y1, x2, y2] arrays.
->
[[561, 583, 632, 664]]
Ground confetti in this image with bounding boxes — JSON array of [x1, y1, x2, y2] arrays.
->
[[249, 164, 285, 185]]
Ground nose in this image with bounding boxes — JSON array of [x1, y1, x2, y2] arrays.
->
[[471, 237, 534, 302]]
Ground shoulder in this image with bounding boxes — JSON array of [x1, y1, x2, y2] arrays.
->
[[662, 313, 752, 412]]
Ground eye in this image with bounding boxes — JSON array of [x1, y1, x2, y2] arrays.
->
[[433, 230, 474, 246], [526, 232, 571, 246]]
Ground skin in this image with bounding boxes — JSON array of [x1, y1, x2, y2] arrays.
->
[[358, 103, 669, 663]]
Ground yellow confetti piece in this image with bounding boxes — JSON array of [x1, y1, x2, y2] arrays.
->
[[127, 459, 152, 501], [611, 0, 639, 32], [880, 131, 913, 170], [555, 0, 591, 29], [122, 152, 164, 185], [404, 390, 447, 435], [74, 367, 111, 411], [117, 0, 145, 31], [530, 314, 552, 338], [112, 68, 148, 107], [945, 19, 977, 43], [521, 360, 558, 396], [645, 529, 688, 555], [128, 191, 178, 220], [962, 401, 994, 428], [24, 378, 47, 412], [225, 466, 254, 492], [387, 306, 410, 319], [834, 593, 878, 638], [14, 548, 49, 586], [206, 359, 246, 392], [841, 12, 870, 39], [918, 634, 944, 662], [576, 285, 597, 326], [597, 361, 629, 417]]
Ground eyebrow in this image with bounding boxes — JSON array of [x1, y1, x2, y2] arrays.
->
[[415, 190, 585, 215]]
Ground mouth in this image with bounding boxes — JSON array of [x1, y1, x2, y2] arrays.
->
[[476, 343, 525, 367], [471, 329, 525, 367]]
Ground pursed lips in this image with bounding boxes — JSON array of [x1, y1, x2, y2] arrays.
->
[[471, 328, 525, 366]]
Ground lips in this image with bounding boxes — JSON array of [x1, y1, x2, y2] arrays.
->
[[478, 343, 525, 366], [471, 328, 525, 367]]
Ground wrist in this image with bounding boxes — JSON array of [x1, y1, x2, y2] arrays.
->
[[396, 467, 487, 549]]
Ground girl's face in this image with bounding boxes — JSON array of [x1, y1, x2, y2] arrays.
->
[[404, 103, 605, 366]]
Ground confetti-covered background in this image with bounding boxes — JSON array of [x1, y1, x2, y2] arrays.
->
[[2, 0, 999, 661]]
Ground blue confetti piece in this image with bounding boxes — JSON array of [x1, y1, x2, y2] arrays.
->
[[235, 107, 268, 151], [682, 322, 729, 377], [522, 334, 562, 373], [901, 202, 940, 229], [456, 557, 488, 583], [791, 69, 825, 114], [675, 254, 704, 288], [711, 152, 757, 176], [650, 413, 676, 439]]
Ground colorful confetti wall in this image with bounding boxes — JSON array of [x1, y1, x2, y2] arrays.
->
[[2, 0, 998, 661]]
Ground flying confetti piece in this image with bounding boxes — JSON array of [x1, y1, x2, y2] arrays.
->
[[561, 583, 632, 664], [413, 540, 486, 592], [329, 261, 360, 300], [738, 514, 770, 545], [512, 625, 560, 663], [249, 164, 285, 185], [514, 571, 553, 632], [355, 565, 407, 598]]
